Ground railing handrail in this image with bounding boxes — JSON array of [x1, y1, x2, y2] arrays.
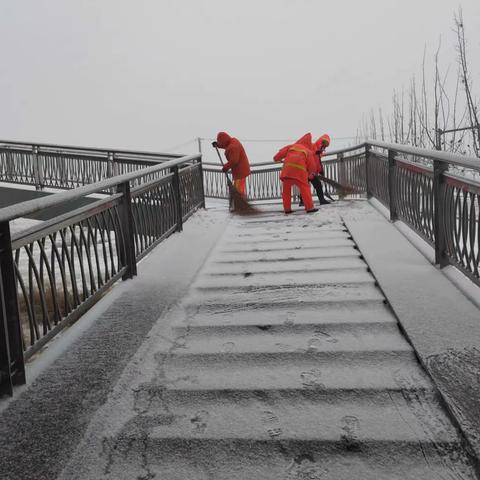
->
[[202, 145, 366, 169], [0, 139, 183, 161], [365, 140, 480, 170], [205, 140, 479, 171], [0, 153, 201, 224]]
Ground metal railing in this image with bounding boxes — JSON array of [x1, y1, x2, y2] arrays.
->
[[0, 153, 204, 396], [0, 139, 181, 191], [202, 145, 368, 201], [364, 140, 480, 289], [204, 142, 479, 288]]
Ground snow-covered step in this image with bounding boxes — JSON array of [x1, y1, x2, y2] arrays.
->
[[217, 237, 354, 253], [161, 358, 431, 393], [183, 303, 397, 329], [186, 283, 385, 311], [223, 231, 351, 245], [210, 246, 360, 263], [223, 229, 349, 243], [193, 269, 374, 290], [104, 441, 475, 480], [169, 329, 412, 359], [229, 223, 347, 235], [174, 320, 399, 338], [123, 394, 459, 445], [235, 215, 342, 226], [203, 256, 367, 275]]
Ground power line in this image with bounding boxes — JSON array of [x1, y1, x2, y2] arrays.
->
[[199, 136, 358, 143], [161, 138, 197, 152]]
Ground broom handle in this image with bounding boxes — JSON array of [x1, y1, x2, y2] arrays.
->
[[214, 145, 234, 187]]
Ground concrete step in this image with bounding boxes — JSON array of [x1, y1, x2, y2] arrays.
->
[[203, 256, 368, 275], [118, 393, 459, 444], [217, 237, 355, 252], [169, 328, 412, 358], [186, 284, 386, 311], [174, 319, 399, 337], [104, 438, 476, 480], [193, 269, 375, 290], [210, 246, 360, 263], [183, 303, 397, 329], [221, 227, 351, 245], [161, 357, 431, 393], [228, 224, 348, 236], [223, 231, 351, 245]]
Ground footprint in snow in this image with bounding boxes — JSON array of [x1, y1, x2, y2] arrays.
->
[[300, 369, 325, 390], [221, 342, 235, 353], [190, 410, 209, 433]]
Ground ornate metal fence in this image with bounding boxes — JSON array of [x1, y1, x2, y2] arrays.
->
[[0, 140, 181, 191], [0, 154, 203, 396], [204, 141, 479, 289], [363, 141, 480, 288], [1, 136, 478, 397], [203, 146, 367, 201]]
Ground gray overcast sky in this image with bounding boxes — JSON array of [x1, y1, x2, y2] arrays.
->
[[0, 0, 479, 160]]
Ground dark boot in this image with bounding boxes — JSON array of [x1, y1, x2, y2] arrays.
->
[[312, 176, 330, 205]]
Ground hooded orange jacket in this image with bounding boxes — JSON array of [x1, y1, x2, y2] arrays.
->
[[216, 132, 251, 180], [311, 134, 331, 175], [273, 133, 316, 185]]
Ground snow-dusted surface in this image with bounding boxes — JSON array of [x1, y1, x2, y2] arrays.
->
[[51, 202, 475, 479], [0, 206, 230, 480], [344, 202, 480, 461], [1, 201, 478, 479], [369, 196, 480, 311], [9, 216, 43, 234]]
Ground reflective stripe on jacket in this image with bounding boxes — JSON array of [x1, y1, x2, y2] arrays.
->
[[274, 143, 312, 185]]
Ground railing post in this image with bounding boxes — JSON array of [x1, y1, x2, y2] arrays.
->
[[112, 153, 120, 177], [365, 145, 372, 198], [32, 145, 44, 191], [171, 166, 183, 231], [195, 142, 206, 208], [117, 181, 137, 280], [433, 160, 448, 267], [197, 157, 206, 209], [338, 152, 345, 184], [107, 152, 114, 178], [388, 149, 398, 221], [107, 153, 116, 195], [0, 220, 26, 396]]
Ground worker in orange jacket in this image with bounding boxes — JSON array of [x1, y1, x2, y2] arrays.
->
[[274, 133, 318, 214], [299, 133, 331, 206], [213, 132, 251, 196]]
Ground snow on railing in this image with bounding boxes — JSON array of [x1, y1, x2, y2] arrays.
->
[[0, 153, 204, 396]]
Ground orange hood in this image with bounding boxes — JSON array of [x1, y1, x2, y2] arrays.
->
[[216, 132, 232, 148], [295, 133, 313, 149], [314, 134, 331, 150]]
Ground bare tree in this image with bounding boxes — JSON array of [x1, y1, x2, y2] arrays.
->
[[454, 7, 480, 156], [358, 11, 479, 158]]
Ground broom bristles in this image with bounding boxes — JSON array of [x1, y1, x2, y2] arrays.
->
[[229, 185, 259, 215]]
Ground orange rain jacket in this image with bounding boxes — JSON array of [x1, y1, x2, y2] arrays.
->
[[312, 134, 331, 175], [216, 132, 251, 180], [273, 133, 316, 185]]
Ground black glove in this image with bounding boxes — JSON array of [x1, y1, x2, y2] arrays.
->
[[212, 141, 218, 148]]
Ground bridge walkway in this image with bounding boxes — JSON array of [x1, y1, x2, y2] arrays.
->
[[52, 201, 477, 479]]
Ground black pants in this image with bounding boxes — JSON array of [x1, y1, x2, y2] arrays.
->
[[299, 175, 327, 205]]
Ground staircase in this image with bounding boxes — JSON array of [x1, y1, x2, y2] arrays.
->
[[96, 208, 476, 479]]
